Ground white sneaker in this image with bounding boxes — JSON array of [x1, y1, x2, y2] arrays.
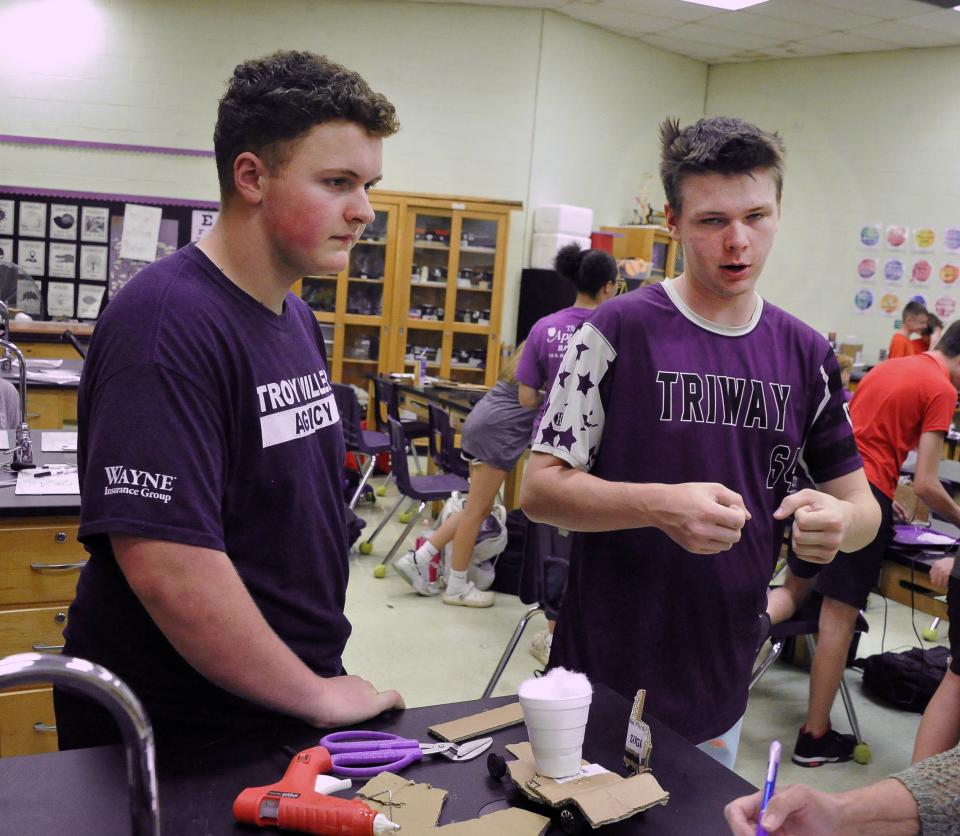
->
[[529, 629, 552, 666], [394, 550, 439, 596], [442, 581, 494, 608]]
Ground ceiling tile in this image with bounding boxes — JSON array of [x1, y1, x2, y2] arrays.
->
[[811, 0, 940, 20], [637, 31, 731, 59], [593, 0, 722, 23], [742, 0, 884, 28], [664, 20, 781, 48], [562, 3, 682, 33], [799, 30, 904, 52], [706, 9, 831, 38], [900, 9, 960, 36], [850, 19, 960, 47]]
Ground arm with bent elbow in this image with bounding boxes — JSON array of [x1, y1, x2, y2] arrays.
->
[[518, 383, 543, 410], [520, 452, 750, 555], [113, 535, 404, 727], [912, 431, 960, 527]]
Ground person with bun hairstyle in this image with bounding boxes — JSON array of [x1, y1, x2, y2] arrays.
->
[[515, 243, 621, 664]]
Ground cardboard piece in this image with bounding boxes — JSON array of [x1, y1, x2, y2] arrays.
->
[[356, 772, 447, 833], [623, 689, 653, 773], [428, 701, 524, 743], [504, 742, 669, 828], [355, 772, 549, 836]]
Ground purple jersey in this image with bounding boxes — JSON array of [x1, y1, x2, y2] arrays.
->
[[64, 244, 350, 725], [516, 306, 593, 433], [532, 280, 861, 743]]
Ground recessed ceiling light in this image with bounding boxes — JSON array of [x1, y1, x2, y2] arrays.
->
[[680, 0, 771, 9]]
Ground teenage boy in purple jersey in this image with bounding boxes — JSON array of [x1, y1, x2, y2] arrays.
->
[[56, 51, 405, 751], [521, 116, 881, 767]]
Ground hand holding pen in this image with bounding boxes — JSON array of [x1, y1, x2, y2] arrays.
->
[[756, 740, 781, 836]]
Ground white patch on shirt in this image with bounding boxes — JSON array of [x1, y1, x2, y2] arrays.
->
[[256, 368, 340, 448], [532, 322, 615, 471]]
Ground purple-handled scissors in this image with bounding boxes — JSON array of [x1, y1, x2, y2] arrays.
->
[[319, 730, 493, 778]]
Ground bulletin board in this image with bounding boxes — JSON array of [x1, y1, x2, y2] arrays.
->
[[0, 185, 219, 322]]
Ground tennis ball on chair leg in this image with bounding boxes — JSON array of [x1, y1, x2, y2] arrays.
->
[[376, 485, 387, 496], [359, 542, 373, 555], [399, 512, 411, 524], [373, 564, 386, 578], [922, 627, 938, 642], [853, 743, 872, 764]]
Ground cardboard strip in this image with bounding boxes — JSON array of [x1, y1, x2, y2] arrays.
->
[[431, 807, 550, 835], [355, 772, 447, 833], [428, 701, 524, 743]]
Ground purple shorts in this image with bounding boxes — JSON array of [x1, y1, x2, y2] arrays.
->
[[949, 574, 960, 676], [787, 482, 893, 610]]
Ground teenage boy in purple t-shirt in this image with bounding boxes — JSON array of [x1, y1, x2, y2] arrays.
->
[[521, 116, 881, 767], [56, 51, 405, 750]]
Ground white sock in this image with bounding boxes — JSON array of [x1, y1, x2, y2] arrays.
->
[[414, 541, 439, 565], [446, 568, 469, 595]]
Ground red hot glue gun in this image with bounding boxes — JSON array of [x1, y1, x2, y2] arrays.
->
[[233, 746, 400, 835]]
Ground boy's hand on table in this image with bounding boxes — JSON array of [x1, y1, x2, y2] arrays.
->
[[312, 675, 405, 728]]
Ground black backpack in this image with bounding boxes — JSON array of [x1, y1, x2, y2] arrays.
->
[[854, 646, 950, 713]]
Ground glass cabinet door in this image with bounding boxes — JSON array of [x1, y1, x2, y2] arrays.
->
[[452, 217, 496, 331], [408, 212, 452, 324]]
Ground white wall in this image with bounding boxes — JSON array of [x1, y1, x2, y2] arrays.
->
[[0, 0, 707, 346], [705, 47, 960, 360]]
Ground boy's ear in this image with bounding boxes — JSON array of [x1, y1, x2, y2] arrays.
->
[[233, 152, 267, 205], [665, 202, 680, 241]]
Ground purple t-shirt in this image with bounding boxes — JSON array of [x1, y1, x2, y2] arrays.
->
[[532, 280, 862, 743], [64, 244, 350, 725], [516, 305, 593, 432]]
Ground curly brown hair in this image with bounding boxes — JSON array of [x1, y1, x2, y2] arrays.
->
[[214, 50, 399, 199]]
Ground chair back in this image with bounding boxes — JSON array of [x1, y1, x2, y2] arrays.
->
[[428, 403, 469, 478], [372, 377, 400, 432], [387, 416, 414, 495], [332, 383, 364, 451]]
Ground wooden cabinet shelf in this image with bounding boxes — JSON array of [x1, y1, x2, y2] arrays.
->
[[294, 191, 521, 390]]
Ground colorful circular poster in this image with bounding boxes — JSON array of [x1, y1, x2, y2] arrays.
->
[[936, 296, 957, 319], [859, 225, 880, 249], [857, 258, 876, 280], [914, 227, 935, 251], [886, 225, 908, 250], [912, 260, 932, 284], [911, 294, 928, 308], [880, 292, 900, 315], [945, 227, 960, 252], [884, 259, 904, 282], [854, 289, 874, 312], [941, 264, 960, 286]]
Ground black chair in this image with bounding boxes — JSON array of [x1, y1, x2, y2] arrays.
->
[[372, 377, 429, 477], [427, 403, 470, 480], [750, 591, 872, 764], [366, 417, 469, 577], [332, 383, 390, 510]]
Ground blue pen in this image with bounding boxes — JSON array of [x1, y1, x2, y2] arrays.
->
[[756, 740, 781, 836]]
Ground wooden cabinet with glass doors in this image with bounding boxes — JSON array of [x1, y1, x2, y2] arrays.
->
[[296, 191, 521, 388]]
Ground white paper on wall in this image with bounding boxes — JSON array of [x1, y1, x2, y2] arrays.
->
[[18, 240, 45, 275], [119, 204, 162, 262], [77, 283, 105, 319], [191, 209, 218, 242], [79, 245, 108, 281], [46, 282, 74, 317], [48, 242, 77, 279], [49, 204, 79, 240], [81, 206, 109, 243]]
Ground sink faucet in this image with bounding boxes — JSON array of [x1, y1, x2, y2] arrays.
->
[[0, 338, 33, 469], [0, 653, 160, 835]]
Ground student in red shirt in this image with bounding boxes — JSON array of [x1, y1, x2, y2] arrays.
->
[[887, 300, 929, 358], [769, 321, 960, 767]]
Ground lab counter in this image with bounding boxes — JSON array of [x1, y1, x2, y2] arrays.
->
[[0, 684, 756, 835]]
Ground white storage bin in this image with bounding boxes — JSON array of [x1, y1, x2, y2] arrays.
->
[[530, 232, 591, 270], [534, 204, 593, 237]]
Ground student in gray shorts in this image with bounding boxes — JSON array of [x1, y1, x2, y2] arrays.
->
[[394, 345, 537, 607]]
